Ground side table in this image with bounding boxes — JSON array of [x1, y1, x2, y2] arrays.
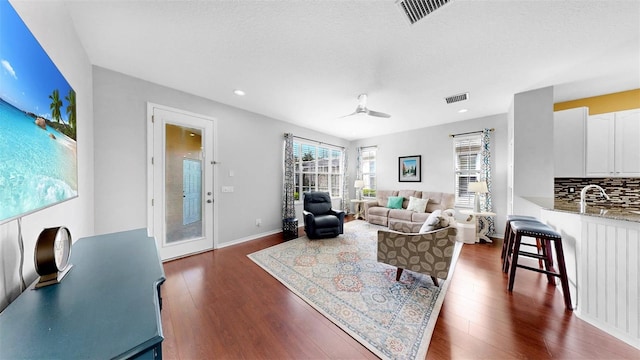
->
[[460, 209, 497, 243], [282, 218, 298, 240], [350, 199, 366, 220]]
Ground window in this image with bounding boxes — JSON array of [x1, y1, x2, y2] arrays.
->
[[360, 146, 377, 198], [453, 134, 481, 207], [293, 139, 344, 200]]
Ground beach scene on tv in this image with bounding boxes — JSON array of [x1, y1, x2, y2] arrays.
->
[[0, 1, 78, 223]]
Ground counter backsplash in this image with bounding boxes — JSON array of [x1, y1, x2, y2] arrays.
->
[[554, 177, 640, 211]]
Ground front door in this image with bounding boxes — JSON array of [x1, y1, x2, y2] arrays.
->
[[148, 104, 215, 261]]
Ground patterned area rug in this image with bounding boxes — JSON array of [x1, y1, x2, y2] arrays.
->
[[248, 220, 462, 360]]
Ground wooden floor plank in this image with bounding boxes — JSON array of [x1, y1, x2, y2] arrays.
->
[[161, 218, 640, 359]]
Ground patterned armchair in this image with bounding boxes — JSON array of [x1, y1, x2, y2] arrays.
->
[[377, 226, 457, 286]]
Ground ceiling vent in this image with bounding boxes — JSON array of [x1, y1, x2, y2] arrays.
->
[[397, 0, 451, 25], [445, 92, 469, 104]]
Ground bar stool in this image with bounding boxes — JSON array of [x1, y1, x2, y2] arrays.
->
[[501, 215, 543, 273], [507, 220, 572, 311]]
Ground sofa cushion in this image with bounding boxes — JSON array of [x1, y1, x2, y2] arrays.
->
[[422, 192, 455, 213], [368, 206, 391, 217], [411, 212, 430, 223], [388, 209, 413, 221], [386, 196, 404, 209], [376, 190, 398, 207], [398, 190, 420, 208], [406, 196, 428, 213]]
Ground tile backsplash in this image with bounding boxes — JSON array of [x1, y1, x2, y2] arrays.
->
[[555, 178, 640, 211]]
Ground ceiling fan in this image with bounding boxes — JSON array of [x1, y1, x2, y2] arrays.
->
[[341, 94, 391, 118]]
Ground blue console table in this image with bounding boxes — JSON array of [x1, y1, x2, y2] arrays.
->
[[0, 228, 166, 359]]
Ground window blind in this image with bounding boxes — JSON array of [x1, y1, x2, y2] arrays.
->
[[453, 135, 481, 207]]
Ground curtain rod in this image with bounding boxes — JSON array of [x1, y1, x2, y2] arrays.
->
[[449, 128, 495, 138], [286, 134, 345, 149]]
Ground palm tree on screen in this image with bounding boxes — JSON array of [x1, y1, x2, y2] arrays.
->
[[49, 89, 62, 123], [65, 89, 76, 138]]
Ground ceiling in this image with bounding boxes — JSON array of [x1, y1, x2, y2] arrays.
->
[[60, 0, 639, 140]]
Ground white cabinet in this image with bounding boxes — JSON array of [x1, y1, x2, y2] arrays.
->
[[586, 113, 615, 177], [615, 109, 640, 176], [554, 107, 587, 177], [586, 108, 640, 177]]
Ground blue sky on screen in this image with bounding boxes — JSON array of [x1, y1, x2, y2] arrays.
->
[[0, 1, 73, 123]]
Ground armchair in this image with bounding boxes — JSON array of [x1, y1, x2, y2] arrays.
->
[[377, 226, 457, 286], [303, 192, 345, 239]]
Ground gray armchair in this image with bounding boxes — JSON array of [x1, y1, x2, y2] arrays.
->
[[377, 226, 457, 286], [303, 192, 345, 239]]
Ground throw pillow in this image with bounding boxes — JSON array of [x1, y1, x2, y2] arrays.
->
[[386, 196, 404, 209], [419, 209, 445, 233], [406, 196, 428, 213]]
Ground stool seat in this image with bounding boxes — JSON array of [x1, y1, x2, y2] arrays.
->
[[509, 221, 561, 239], [506, 215, 538, 221]]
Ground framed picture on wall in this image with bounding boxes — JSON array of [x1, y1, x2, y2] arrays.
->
[[399, 155, 421, 182]]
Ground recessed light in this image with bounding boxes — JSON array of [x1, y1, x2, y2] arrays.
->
[[233, 89, 245, 96], [458, 109, 468, 113]]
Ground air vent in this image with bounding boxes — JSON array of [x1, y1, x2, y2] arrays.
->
[[397, 0, 451, 25], [445, 92, 469, 104]]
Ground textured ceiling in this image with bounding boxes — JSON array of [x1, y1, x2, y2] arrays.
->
[[58, 0, 640, 140]]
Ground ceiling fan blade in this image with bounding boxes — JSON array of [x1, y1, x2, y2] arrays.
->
[[339, 111, 358, 118], [367, 109, 391, 118]]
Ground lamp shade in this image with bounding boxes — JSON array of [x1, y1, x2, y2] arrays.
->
[[354, 180, 365, 188], [468, 181, 488, 193]]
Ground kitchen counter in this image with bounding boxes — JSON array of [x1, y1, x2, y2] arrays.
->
[[540, 208, 640, 350], [551, 200, 640, 222]]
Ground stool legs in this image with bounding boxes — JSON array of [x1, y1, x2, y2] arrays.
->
[[553, 238, 573, 311], [507, 222, 573, 311], [507, 231, 522, 292]]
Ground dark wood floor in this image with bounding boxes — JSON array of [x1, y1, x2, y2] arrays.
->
[[160, 217, 640, 359]]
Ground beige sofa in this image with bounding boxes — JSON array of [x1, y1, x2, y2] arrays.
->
[[364, 190, 455, 231]]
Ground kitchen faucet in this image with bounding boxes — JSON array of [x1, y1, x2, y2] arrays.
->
[[580, 185, 610, 213]]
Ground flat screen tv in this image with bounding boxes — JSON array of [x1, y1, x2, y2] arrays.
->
[[0, 1, 78, 225]]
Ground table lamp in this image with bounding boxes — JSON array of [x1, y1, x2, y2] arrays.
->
[[468, 181, 488, 213], [354, 180, 364, 200]]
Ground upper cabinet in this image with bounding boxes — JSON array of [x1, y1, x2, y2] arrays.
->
[[586, 112, 615, 177], [586, 109, 640, 177], [614, 109, 640, 176], [554, 107, 587, 177]]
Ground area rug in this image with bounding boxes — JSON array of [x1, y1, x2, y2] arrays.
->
[[248, 220, 462, 360]]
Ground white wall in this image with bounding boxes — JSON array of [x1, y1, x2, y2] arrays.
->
[[0, 2, 94, 311], [350, 114, 509, 237], [92, 67, 349, 246], [510, 86, 555, 215]]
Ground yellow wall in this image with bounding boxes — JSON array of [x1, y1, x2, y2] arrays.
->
[[554, 88, 640, 115]]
